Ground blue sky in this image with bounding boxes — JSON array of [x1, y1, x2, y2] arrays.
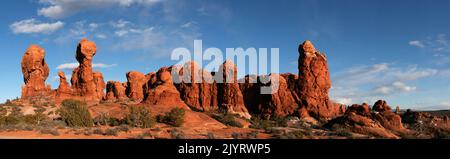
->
[[1, 0, 450, 110]]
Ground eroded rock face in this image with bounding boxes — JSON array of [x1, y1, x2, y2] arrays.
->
[[240, 74, 298, 119], [174, 61, 218, 111], [373, 100, 392, 112], [93, 71, 106, 100], [337, 101, 406, 135], [325, 112, 400, 139], [126, 71, 147, 101], [70, 39, 104, 101], [21, 45, 51, 98], [56, 71, 72, 98], [143, 67, 187, 108], [347, 103, 371, 116], [297, 40, 341, 120], [105, 81, 127, 101], [217, 60, 251, 119]]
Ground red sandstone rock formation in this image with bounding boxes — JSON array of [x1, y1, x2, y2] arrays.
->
[[332, 101, 406, 136], [21, 45, 51, 99], [105, 81, 127, 101], [174, 61, 218, 111], [240, 74, 298, 119], [325, 111, 400, 139], [93, 71, 106, 100], [347, 103, 371, 116], [143, 67, 188, 108], [56, 71, 72, 98], [126, 71, 147, 101], [373, 100, 392, 112], [297, 40, 341, 120], [217, 60, 251, 119], [70, 39, 104, 101]]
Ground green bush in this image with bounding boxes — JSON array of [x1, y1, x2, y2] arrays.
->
[[105, 128, 119, 136], [124, 106, 155, 128], [250, 116, 288, 130], [93, 113, 122, 126], [157, 107, 185, 127], [24, 113, 49, 125], [58, 99, 93, 127], [212, 113, 243, 128]]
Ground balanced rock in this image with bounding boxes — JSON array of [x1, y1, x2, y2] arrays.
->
[[21, 45, 51, 98], [297, 40, 341, 120], [71, 39, 104, 101]]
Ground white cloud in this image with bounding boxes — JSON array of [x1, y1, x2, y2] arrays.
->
[[180, 21, 195, 28], [409, 40, 425, 48], [56, 63, 79, 70], [330, 63, 436, 105], [110, 19, 132, 29], [410, 34, 450, 53], [334, 97, 353, 105], [38, 0, 163, 19], [56, 63, 117, 70], [10, 19, 64, 34], [373, 81, 417, 95]]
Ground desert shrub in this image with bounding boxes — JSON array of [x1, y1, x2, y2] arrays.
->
[[124, 106, 155, 128], [0, 111, 23, 126], [39, 127, 60, 136], [105, 128, 119, 136], [0, 107, 7, 116], [433, 128, 450, 139], [23, 113, 49, 125], [58, 99, 93, 127], [93, 128, 104, 135], [170, 129, 186, 139], [277, 131, 305, 139], [33, 105, 46, 114], [232, 132, 241, 139], [212, 113, 243, 128], [333, 128, 354, 137], [93, 113, 122, 126], [247, 131, 259, 139], [207, 132, 215, 139], [157, 107, 185, 127], [250, 116, 288, 130], [116, 125, 130, 132]]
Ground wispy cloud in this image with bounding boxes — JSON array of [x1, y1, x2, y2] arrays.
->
[[330, 63, 437, 105], [10, 19, 64, 34], [38, 0, 163, 19], [409, 40, 425, 48], [56, 63, 117, 70], [409, 34, 450, 53]]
